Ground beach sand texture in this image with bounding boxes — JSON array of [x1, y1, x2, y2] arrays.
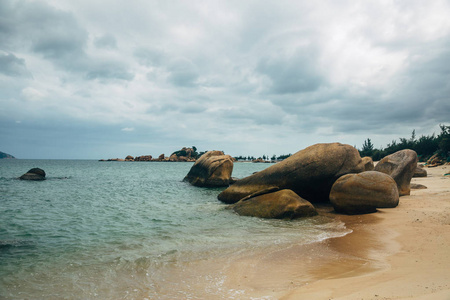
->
[[220, 164, 450, 300]]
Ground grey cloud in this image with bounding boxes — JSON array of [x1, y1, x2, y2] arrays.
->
[[0, 0, 87, 68], [255, 39, 325, 94], [167, 58, 199, 87], [134, 48, 166, 67], [0, 53, 32, 78], [94, 34, 117, 49], [85, 63, 134, 81]]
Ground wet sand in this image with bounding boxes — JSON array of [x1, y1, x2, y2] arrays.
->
[[221, 164, 450, 299]]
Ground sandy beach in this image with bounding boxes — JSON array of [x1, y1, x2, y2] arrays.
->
[[219, 164, 450, 299]]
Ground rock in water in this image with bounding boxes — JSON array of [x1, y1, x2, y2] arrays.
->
[[374, 149, 418, 196], [218, 143, 365, 204], [184, 151, 234, 187], [330, 171, 399, 215], [231, 189, 317, 219], [19, 168, 46, 181]]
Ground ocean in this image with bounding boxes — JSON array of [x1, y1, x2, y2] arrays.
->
[[0, 159, 350, 299]]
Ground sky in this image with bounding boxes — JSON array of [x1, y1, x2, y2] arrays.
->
[[1, 0, 450, 159]]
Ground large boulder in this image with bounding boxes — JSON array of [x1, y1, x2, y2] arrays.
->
[[230, 189, 317, 219], [374, 149, 418, 196], [184, 151, 234, 187], [19, 168, 46, 181], [330, 171, 399, 215], [218, 143, 365, 204]]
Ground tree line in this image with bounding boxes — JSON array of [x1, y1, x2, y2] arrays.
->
[[359, 124, 450, 162]]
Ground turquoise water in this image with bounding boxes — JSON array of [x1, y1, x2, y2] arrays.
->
[[0, 160, 349, 299]]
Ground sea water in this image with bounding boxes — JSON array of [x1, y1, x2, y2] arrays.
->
[[0, 160, 350, 299]]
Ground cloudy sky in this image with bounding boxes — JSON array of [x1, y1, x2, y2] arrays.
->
[[1, 0, 450, 159]]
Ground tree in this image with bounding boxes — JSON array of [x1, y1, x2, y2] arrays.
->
[[360, 138, 374, 157]]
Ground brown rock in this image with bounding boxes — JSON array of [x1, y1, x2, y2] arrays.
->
[[184, 151, 234, 187], [374, 149, 418, 196], [231, 189, 317, 219], [411, 183, 427, 189], [125, 155, 134, 161], [413, 165, 427, 177], [218, 143, 365, 204], [362, 156, 374, 171], [158, 154, 165, 161], [135, 155, 152, 161], [330, 171, 399, 215]]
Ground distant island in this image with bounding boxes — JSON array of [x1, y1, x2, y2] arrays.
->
[[0, 151, 15, 159]]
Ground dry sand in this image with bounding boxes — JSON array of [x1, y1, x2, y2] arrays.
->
[[221, 164, 450, 300]]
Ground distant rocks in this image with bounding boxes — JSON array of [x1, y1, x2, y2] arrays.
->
[[19, 168, 46, 181], [413, 165, 427, 178], [374, 149, 418, 196], [218, 143, 365, 204], [330, 171, 399, 215], [184, 151, 234, 187], [0, 151, 15, 159], [99, 147, 198, 162], [230, 189, 317, 219]]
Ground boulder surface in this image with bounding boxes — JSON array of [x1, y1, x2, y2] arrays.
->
[[330, 171, 399, 215], [218, 143, 365, 204], [184, 151, 234, 187], [19, 168, 46, 181], [362, 156, 375, 171], [231, 189, 317, 219], [374, 149, 418, 196]]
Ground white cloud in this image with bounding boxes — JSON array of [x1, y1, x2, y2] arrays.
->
[[1, 0, 450, 158]]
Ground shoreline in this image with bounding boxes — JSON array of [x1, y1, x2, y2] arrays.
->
[[218, 164, 450, 299]]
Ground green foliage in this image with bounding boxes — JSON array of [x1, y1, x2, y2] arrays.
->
[[360, 125, 449, 162]]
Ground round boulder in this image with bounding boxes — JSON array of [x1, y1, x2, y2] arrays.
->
[[184, 151, 234, 187], [374, 149, 418, 196], [231, 189, 318, 219], [330, 171, 399, 215], [19, 168, 46, 181]]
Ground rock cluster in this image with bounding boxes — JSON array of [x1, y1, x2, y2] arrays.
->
[[19, 168, 46, 181], [218, 143, 365, 204], [187, 144, 421, 218], [100, 147, 198, 162]]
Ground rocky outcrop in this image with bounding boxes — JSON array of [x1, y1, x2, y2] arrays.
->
[[218, 143, 365, 204], [0, 151, 15, 159], [362, 156, 374, 171], [413, 165, 427, 177], [135, 155, 152, 161], [374, 149, 418, 196], [184, 151, 234, 187], [158, 154, 165, 161], [329, 171, 399, 214], [19, 168, 46, 181], [125, 155, 134, 161], [230, 189, 317, 219]]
